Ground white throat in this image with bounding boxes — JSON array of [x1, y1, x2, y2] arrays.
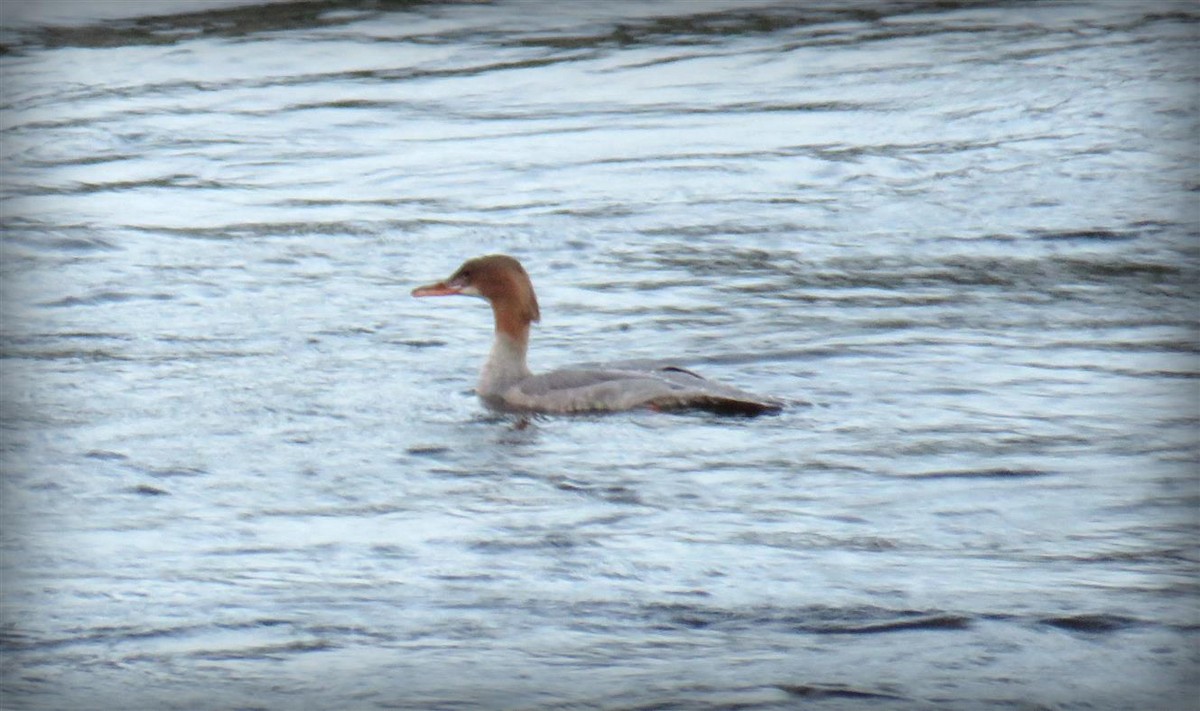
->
[[477, 331, 531, 397]]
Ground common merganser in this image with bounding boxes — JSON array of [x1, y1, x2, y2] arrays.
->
[[412, 254, 783, 415]]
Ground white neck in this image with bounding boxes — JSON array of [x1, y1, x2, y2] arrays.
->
[[477, 331, 531, 397]]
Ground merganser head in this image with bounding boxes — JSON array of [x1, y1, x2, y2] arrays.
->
[[412, 254, 541, 333]]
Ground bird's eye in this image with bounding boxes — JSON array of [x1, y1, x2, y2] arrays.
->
[[460, 269, 471, 280]]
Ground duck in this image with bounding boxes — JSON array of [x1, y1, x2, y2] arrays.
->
[[412, 254, 783, 415]]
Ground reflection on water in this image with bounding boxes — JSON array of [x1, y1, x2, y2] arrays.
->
[[1, 1, 1198, 709]]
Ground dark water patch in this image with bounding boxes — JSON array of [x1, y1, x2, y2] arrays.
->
[[40, 291, 175, 308], [633, 100, 882, 116], [889, 433, 1093, 459], [550, 478, 644, 506], [639, 223, 804, 240], [1058, 257, 1184, 281], [314, 326, 377, 337], [856, 317, 923, 330], [808, 135, 1022, 160], [251, 502, 409, 519], [263, 256, 302, 266], [281, 98, 401, 112], [370, 544, 414, 559], [135, 217, 478, 241], [1127, 219, 1180, 233], [644, 249, 1200, 297], [3, 621, 211, 652], [288, 53, 603, 86], [515, 8, 845, 48], [812, 614, 973, 634], [2, 232, 119, 252], [654, 607, 735, 631], [191, 638, 337, 661], [577, 279, 711, 296], [406, 445, 451, 457], [1115, 368, 1199, 380], [85, 450, 128, 461], [1032, 228, 1138, 242], [6, 0, 381, 52], [575, 144, 807, 165], [691, 345, 896, 365], [41, 332, 133, 342], [0, 346, 134, 362], [473, 199, 566, 214], [615, 244, 790, 277], [548, 204, 642, 219], [306, 623, 391, 641], [604, 49, 760, 71], [280, 196, 448, 208], [50, 56, 605, 103], [1021, 361, 1200, 381], [1039, 548, 1196, 566], [920, 385, 989, 396], [503, 2, 1042, 52], [22, 152, 140, 168], [208, 546, 288, 556], [136, 222, 379, 240], [431, 572, 504, 584], [245, 618, 292, 628], [127, 484, 169, 496], [793, 458, 871, 474], [470, 532, 596, 553], [786, 292, 968, 309], [9, 174, 237, 196], [1040, 614, 1141, 633], [734, 530, 901, 552], [644, 603, 974, 636], [139, 465, 207, 479], [1038, 338, 1200, 354], [777, 684, 907, 701], [905, 468, 1051, 480]]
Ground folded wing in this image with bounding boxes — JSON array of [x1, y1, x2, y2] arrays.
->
[[495, 365, 783, 415]]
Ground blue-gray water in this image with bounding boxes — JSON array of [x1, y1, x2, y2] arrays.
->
[[1, 1, 1197, 709]]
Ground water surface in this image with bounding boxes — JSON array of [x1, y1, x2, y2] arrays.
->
[[1, 1, 1198, 709]]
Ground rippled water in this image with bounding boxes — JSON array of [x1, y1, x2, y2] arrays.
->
[[1, 1, 1198, 709]]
